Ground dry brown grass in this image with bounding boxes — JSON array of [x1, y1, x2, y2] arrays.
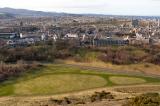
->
[[63, 60, 160, 76]]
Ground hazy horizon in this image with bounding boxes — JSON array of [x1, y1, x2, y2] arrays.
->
[[0, 0, 160, 16]]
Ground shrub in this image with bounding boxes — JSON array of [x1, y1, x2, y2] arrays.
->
[[123, 93, 160, 106], [90, 91, 114, 102], [151, 53, 160, 65], [50, 91, 114, 105], [0, 62, 41, 82]]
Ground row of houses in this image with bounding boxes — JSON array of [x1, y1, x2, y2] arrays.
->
[[0, 33, 42, 47], [93, 38, 129, 46], [0, 33, 17, 39], [1, 31, 159, 48], [128, 32, 160, 45]]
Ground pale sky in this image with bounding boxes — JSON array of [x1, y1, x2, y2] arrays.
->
[[0, 0, 160, 16]]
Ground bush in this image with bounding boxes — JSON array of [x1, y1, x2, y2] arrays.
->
[[151, 53, 160, 65], [0, 45, 55, 63], [50, 91, 114, 105], [99, 49, 133, 65], [98, 46, 154, 65], [0, 62, 41, 82], [124, 93, 160, 106], [90, 91, 114, 102]]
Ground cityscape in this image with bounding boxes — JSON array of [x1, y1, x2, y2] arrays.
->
[[0, 1, 160, 106], [0, 10, 160, 48]]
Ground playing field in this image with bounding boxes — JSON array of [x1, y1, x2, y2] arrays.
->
[[0, 64, 159, 96]]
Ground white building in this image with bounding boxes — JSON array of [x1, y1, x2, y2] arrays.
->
[[65, 33, 78, 39]]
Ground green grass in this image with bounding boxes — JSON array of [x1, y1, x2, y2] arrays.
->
[[14, 74, 107, 96], [0, 64, 160, 96], [109, 76, 146, 85]]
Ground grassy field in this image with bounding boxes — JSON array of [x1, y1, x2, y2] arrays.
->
[[109, 76, 146, 85], [14, 74, 107, 95], [63, 60, 160, 76], [0, 64, 160, 96]]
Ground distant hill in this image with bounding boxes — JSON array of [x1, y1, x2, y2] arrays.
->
[[0, 7, 159, 18], [0, 7, 81, 17], [0, 12, 15, 19]]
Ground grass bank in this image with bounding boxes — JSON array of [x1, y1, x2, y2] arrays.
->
[[0, 64, 159, 96]]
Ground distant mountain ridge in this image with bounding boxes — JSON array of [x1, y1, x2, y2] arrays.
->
[[0, 12, 15, 19], [0, 7, 80, 17], [0, 7, 160, 18]]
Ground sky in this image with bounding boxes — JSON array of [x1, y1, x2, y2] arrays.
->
[[0, 0, 160, 16]]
